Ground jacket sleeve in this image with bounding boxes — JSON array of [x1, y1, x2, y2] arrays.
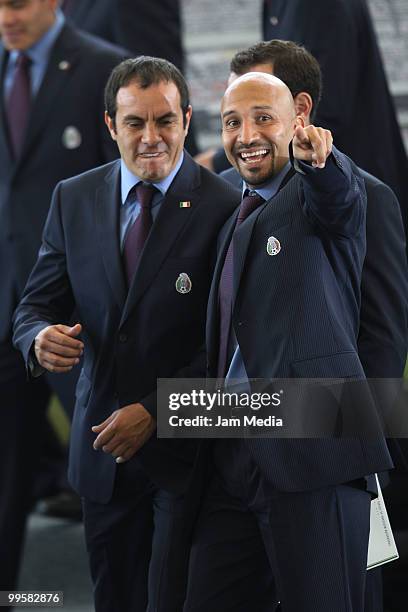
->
[[12, 182, 75, 370], [292, 144, 366, 239]]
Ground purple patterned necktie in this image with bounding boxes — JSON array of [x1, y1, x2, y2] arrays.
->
[[123, 183, 156, 287], [61, 0, 75, 15], [217, 191, 264, 378], [6, 53, 31, 159]]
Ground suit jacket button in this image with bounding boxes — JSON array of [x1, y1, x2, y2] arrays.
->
[[119, 333, 128, 343]]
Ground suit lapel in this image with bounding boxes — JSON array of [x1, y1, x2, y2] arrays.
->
[[206, 210, 238, 367], [0, 47, 14, 172], [95, 161, 127, 310], [15, 25, 80, 172], [120, 153, 201, 326]]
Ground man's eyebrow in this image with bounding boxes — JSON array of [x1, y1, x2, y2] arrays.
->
[[122, 111, 178, 122], [222, 105, 275, 119], [123, 114, 143, 122], [157, 111, 178, 120]]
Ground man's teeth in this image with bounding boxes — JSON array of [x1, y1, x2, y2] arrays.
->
[[240, 149, 268, 161], [141, 152, 162, 157]]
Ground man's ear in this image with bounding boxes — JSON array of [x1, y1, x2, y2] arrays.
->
[[295, 114, 305, 129], [293, 92, 313, 125], [184, 105, 193, 135], [104, 111, 117, 141]]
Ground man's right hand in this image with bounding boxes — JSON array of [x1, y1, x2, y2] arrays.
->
[[34, 323, 84, 373]]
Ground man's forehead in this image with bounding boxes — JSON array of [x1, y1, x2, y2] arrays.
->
[[223, 82, 282, 108], [116, 80, 181, 106], [222, 74, 293, 112]]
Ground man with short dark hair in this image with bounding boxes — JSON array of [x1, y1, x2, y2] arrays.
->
[[0, 0, 125, 597], [230, 40, 321, 122], [13, 55, 240, 612]]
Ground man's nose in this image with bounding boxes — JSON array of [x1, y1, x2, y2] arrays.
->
[[141, 122, 161, 145], [238, 120, 259, 146]]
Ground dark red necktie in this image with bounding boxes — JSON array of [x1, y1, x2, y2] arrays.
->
[[217, 192, 264, 378], [61, 0, 75, 15], [6, 53, 31, 159], [123, 183, 156, 287]]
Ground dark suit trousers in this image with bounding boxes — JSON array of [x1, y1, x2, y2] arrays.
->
[[82, 458, 203, 612], [0, 340, 77, 595], [184, 441, 372, 612]]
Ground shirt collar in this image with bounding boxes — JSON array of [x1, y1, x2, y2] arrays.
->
[[9, 9, 65, 67], [242, 161, 291, 201], [121, 151, 184, 205]]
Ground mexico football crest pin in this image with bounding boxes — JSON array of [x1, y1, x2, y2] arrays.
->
[[266, 236, 281, 256], [175, 273, 192, 294]]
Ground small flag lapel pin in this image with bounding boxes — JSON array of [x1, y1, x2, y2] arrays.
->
[[179, 201, 191, 208]]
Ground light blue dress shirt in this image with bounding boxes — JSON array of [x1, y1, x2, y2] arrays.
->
[[4, 9, 65, 100], [225, 162, 291, 388], [119, 151, 184, 250]]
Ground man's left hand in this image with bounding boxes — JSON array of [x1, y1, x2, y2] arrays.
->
[[292, 125, 333, 169], [92, 403, 155, 463]]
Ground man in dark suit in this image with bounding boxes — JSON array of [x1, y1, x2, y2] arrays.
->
[[263, 0, 408, 247], [183, 72, 393, 611], [224, 40, 408, 387], [13, 56, 240, 611], [219, 40, 408, 611], [62, 0, 184, 72], [0, 0, 125, 596], [61, 0, 199, 157]]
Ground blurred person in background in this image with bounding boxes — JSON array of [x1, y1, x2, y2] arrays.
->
[[61, 0, 199, 156], [0, 0, 125, 599], [263, 0, 408, 245]]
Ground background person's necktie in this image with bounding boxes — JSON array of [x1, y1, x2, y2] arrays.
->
[[217, 191, 264, 378], [123, 183, 156, 287], [6, 53, 31, 159], [61, 0, 75, 15]]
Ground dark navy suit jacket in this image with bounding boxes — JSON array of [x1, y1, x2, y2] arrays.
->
[[221, 164, 408, 470], [64, 0, 184, 71], [210, 150, 393, 491], [13, 153, 240, 503]]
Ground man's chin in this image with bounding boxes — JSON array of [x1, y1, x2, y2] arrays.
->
[[136, 162, 169, 183], [238, 164, 271, 187]]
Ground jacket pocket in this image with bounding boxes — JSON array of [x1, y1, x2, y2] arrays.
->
[[291, 351, 364, 378]]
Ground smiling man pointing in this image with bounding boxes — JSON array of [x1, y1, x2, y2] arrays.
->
[[184, 73, 392, 612]]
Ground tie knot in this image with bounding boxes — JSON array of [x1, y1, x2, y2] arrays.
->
[[16, 52, 30, 69], [237, 191, 264, 223], [135, 183, 156, 209]]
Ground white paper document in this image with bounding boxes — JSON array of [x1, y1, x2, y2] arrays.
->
[[367, 474, 399, 570]]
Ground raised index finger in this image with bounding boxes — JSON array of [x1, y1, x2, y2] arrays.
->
[[307, 127, 326, 167]]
